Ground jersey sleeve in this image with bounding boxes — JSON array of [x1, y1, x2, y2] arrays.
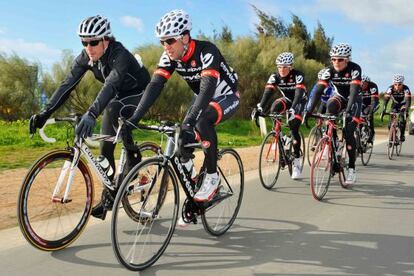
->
[[350, 64, 362, 85], [295, 71, 306, 90], [265, 74, 278, 90], [199, 43, 221, 79], [153, 52, 176, 80]]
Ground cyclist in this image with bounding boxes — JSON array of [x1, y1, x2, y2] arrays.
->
[[28, 15, 151, 219], [360, 75, 379, 143], [121, 10, 240, 205], [381, 74, 412, 142], [306, 43, 362, 185], [252, 52, 307, 180], [305, 68, 334, 115]]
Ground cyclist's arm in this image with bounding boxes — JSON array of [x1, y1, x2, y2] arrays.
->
[[183, 46, 221, 126], [404, 88, 412, 114], [291, 73, 306, 112], [307, 82, 326, 114], [43, 52, 88, 115], [370, 83, 379, 113], [88, 48, 136, 117], [345, 66, 362, 114], [259, 74, 278, 109], [383, 87, 392, 111]]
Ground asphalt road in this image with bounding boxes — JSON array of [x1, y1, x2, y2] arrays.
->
[[1, 136, 413, 275]]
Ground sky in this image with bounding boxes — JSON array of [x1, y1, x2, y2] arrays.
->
[[0, 0, 413, 91]]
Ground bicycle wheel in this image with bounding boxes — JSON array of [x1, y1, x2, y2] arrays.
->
[[201, 148, 244, 236], [310, 137, 332, 200], [258, 131, 281, 189], [338, 144, 350, 189], [17, 150, 93, 251], [111, 157, 179, 271], [387, 128, 396, 160], [121, 142, 161, 218], [395, 128, 402, 156], [298, 130, 306, 173], [360, 127, 373, 166], [307, 126, 323, 166]]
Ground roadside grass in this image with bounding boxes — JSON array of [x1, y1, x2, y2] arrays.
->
[[0, 114, 391, 171]]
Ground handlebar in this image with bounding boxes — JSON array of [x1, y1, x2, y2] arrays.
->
[[38, 116, 100, 148]]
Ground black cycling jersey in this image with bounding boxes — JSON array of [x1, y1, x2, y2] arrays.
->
[[308, 61, 362, 114], [259, 69, 306, 111], [44, 40, 151, 118], [361, 81, 379, 115], [129, 39, 239, 126], [385, 84, 411, 104]]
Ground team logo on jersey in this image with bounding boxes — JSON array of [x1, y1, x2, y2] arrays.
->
[[191, 60, 197, 67], [295, 75, 304, 83], [351, 70, 360, 79], [320, 69, 331, 80], [370, 88, 377, 93], [158, 52, 171, 67], [345, 73, 350, 78], [201, 53, 214, 69]]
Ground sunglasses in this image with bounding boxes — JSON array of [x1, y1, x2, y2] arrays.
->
[[277, 65, 291, 69], [160, 36, 181, 46], [394, 83, 403, 86], [81, 39, 102, 47], [331, 58, 345, 63]]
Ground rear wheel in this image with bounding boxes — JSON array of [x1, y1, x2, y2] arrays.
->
[[201, 148, 244, 236], [17, 150, 93, 251], [310, 137, 332, 200], [258, 131, 281, 189]]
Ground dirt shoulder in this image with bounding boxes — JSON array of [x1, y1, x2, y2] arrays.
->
[[0, 128, 390, 230]]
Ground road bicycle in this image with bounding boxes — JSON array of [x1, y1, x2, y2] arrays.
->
[[382, 112, 403, 159], [309, 113, 349, 201], [111, 121, 244, 271], [17, 114, 160, 251], [257, 113, 305, 189], [354, 114, 374, 166]]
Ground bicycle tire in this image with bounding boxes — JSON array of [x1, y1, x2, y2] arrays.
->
[[121, 142, 161, 220], [258, 131, 281, 189], [201, 148, 244, 236], [17, 150, 93, 251], [307, 126, 322, 166], [111, 157, 179, 271], [360, 128, 373, 166], [310, 137, 332, 200], [387, 127, 396, 160]]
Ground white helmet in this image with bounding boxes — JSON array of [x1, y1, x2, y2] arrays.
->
[[155, 9, 192, 39], [362, 75, 370, 83], [393, 74, 405, 83], [78, 15, 112, 39], [276, 52, 294, 66], [330, 43, 352, 58]]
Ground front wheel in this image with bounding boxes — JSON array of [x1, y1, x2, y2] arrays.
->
[[360, 128, 373, 166], [111, 157, 179, 271], [307, 126, 323, 166], [201, 148, 244, 236], [387, 128, 396, 160], [310, 137, 332, 200], [17, 150, 93, 251], [258, 131, 281, 189]]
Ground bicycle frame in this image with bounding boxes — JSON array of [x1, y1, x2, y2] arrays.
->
[[40, 118, 126, 203]]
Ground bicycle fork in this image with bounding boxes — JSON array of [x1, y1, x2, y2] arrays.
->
[[51, 147, 81, 203]]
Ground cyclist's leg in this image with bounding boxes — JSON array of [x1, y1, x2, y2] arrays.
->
[[288, 98, 305, 158], [194, 93, 240, 201], [326, 96, 343, 142], [345, 97, 361, 170], [94, 94, 141, 219]]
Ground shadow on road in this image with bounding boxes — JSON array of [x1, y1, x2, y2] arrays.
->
[[50, 217, 414, 275]]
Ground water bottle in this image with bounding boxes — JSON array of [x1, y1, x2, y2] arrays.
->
[[183, 159, 197, 180], [96, 155, 114, 177]]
